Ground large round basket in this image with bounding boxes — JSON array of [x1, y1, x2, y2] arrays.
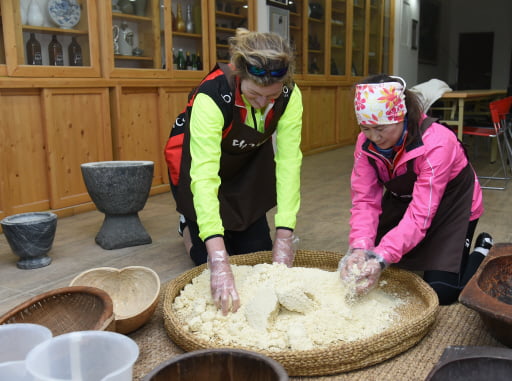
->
[[163, 250, 439, 376]]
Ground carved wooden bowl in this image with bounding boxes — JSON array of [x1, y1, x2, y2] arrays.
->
[[459, 243, 512, 347], [70, 266, 161, 334]]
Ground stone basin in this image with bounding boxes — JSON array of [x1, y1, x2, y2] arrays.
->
[[81, 160, 154, 250], [459, 243, 512, 347], [0, 212, 57, 269]]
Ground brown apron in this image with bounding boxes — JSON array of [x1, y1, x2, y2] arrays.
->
[[175, 77, 288, 232], [371, 117, 475, 273], [375, 157, 474, 273]]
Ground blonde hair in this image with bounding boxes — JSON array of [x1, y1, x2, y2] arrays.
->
[[229, 28, 295, 86]]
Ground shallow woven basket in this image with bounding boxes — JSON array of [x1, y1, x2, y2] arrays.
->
[[163, 250, 439, 377], [0, 286, 115, 336], [70, 266, 161, 334]]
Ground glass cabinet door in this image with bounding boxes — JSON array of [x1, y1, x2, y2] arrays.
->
[[380, 0, 392, 74], [0, 3, 6, 73], [289, 0, 302, 74], [171, 0, 207, 76], [3, 0, 100, 77], [368, 0, 382, 75], [111, 0, 161, 70], [209, 0, 254, 67], [351, 0, 366, 77], [330, 0, 347, 76], [307, 0, 325, 75]]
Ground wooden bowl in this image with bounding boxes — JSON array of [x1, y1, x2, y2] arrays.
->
[[142, 348, 288, 381], [70, 266, 161, 334], [0, 286, 115, 336], [459, 243, 512, 347]]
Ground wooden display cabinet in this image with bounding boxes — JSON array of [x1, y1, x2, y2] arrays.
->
[[171, 0, 209, 78], [0, 3, 6, 76], [101, 0, 164, 78], [289, 0, 302, 74], [208, 0, 255, 66], [330, 0, 347, 76], [2, 0, 100, 77], [351, 0, 366, 76]]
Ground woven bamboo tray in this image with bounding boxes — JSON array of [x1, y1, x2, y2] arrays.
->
[[0, 286, 115, 336], [163, 250, 439, 376]]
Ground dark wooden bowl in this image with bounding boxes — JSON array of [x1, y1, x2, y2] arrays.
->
[[459, 243, 512, 347], [0, 286, 115, 336], [142, 348, 288, 381], [425, 345, 512, 380]]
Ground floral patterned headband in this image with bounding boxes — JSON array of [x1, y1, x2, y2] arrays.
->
[[354, 76, 407, 125]]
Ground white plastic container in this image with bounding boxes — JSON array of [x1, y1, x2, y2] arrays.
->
[[0, 323, 52, 363], [25, 330, 139, 381], [0, 360, 34, 380]]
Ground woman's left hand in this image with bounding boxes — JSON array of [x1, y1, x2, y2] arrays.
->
[[272, 228, 299, 267]]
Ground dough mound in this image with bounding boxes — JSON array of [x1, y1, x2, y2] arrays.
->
[[172, 263, 404, 351]]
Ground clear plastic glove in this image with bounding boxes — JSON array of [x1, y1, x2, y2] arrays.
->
[[206, 238, 240, 315], [272, 228, 299, 267], [338, 248, 387, 296]]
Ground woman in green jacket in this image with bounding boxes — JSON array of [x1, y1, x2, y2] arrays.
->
[[165, 28, 303, 315]]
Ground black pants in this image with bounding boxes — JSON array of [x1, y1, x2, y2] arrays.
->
[[184, 215, 273, 266], [423, 219, 484, 305]]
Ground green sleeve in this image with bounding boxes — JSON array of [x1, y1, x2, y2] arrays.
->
[[189, 93, 225, 241], [274, 85, 303, 230]]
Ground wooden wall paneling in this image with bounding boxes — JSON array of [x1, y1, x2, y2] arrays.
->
[[158, 86, 192, 186], [111, 86, 165, 187], [42, 87, 112, 210], [299, 85, 312, 152], [0, 89, 50, 215], [337, 85, 359, 145], [305, 86, 338, 150]]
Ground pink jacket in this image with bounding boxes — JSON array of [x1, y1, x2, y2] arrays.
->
[[349, 119, 484, 265]]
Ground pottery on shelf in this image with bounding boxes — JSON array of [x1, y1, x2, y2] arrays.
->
[[27, 0, 44, 26], [81, 161, 154, 250], [20, 0, 28, 24], [1, 212, 57, 269], [134, 0, 147, 16]]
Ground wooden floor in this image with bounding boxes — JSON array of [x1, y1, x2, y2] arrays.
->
[[2, 141, 512, 315]]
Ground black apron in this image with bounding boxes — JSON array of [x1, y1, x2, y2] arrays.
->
[[373, 119, 475, 273], [175, 66, 290, 231]]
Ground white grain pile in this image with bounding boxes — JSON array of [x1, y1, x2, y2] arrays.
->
[[172, 263, 405, 352]]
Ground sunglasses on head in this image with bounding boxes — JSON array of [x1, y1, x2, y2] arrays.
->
[[246, 63, 288, 78]]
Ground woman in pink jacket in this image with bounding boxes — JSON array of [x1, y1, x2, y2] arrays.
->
[[339, 74, 493, 305]]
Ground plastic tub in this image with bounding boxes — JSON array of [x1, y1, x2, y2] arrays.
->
[[0, 360, 34, 381], [25, 331, 139, 381], [0, 323, 52, 363]]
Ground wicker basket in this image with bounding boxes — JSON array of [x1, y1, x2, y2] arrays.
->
[[163, 250, 439, 376], [0, 286, 115, 336], [70, 266, 161, 334]]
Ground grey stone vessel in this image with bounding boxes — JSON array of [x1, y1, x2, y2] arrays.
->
[[1, 212, 57, 269], [81, 160, 154, 250]]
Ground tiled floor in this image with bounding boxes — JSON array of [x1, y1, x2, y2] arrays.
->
[[1, 141, 512, 316]]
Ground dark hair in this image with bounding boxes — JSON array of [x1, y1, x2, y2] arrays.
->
[[358, 74, 423, 145]]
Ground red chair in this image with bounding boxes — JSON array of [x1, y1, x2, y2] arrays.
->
[[462, 96, 512, 190]]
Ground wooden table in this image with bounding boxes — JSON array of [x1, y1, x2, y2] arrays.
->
[[435, 89, 507, 140]]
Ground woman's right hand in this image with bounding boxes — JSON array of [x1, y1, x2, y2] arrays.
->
[[206, 237, 240, 315], [338, 248, 384, 296]]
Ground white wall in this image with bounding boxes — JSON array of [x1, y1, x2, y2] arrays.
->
[[393, 0, 420, 86]]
